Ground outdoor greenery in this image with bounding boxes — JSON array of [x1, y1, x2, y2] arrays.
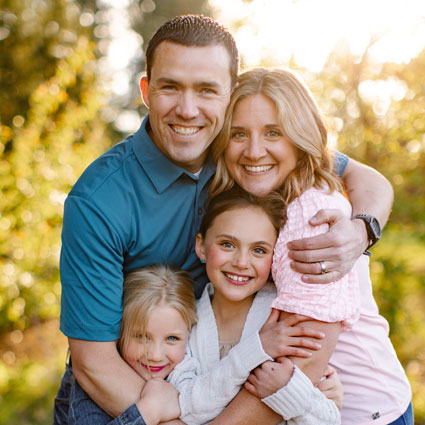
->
[[0, 1, 424, 424]]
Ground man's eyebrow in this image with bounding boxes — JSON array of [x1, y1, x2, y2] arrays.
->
[[156, 77, 221, 88], [195, 81, 221, 88], [156, 77, 179, 85]]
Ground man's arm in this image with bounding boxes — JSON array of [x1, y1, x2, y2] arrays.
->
[[288, 158, 394, 283], [61, 192, 146, 417], [69, 339, 145, 417], [343, 158, 393, 226]]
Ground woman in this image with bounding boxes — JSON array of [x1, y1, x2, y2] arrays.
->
[[209, 68, 413, 425]]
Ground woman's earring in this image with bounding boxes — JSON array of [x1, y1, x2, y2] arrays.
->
[[200, 259, 206, 264]]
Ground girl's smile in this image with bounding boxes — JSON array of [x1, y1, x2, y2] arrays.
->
[[223, 272, 252, 285], [141, 363, 167, 373]]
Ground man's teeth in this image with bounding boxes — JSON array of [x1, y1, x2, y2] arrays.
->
[[171, 125, 200, 135], [226, 273, 249, 282], [244, 165, 273, 173]]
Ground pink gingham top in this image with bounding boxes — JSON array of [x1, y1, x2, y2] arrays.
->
[[272, 186, 360, 330]]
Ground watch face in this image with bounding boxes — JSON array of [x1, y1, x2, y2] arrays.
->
[[371, 217, 382, 238]]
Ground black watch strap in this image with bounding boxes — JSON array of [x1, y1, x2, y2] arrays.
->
[[353, 214, 382, 256]]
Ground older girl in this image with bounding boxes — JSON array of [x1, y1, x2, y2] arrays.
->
[[169, 186, 342, 425]]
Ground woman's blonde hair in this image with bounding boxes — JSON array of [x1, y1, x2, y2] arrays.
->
[[118, 265, 197, 357], [210, 68, 342, 204]]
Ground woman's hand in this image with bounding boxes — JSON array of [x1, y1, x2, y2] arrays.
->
[[137, 379, 181, 425], [317, 365, 343, 411], [245, 357, 294, 399], [259, 309, 324, 359]]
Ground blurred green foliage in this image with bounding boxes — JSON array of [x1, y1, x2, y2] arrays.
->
[[0, 1, 424, 424]]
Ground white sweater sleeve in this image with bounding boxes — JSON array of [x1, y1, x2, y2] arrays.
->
[[262, 366, 341, 425], [168, 331, 272, 425]]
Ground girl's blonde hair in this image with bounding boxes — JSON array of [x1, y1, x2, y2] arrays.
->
[[118, 265, 197, 357], [210, 68, 342, 204]]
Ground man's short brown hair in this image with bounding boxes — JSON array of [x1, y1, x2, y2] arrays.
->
[[145, 14, 239, 88]]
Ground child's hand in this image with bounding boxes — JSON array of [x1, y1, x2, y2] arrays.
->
[[259, 309, 325, 359], [244, 357, 294, 399], [136, 379, 181, 425], [317, 365, 343, 411]]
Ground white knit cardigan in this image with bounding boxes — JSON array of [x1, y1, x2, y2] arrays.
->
[[168, 282, 341, 425]]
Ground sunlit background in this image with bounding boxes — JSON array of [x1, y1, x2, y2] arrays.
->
[[100, 0, 425, 133], [0, 0, 424, 423], [212, 0, 425, 69]]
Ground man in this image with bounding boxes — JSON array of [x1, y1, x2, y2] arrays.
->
[[54, 15, 393, 424]]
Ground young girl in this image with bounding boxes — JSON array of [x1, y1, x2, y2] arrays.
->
[[210, 67, 412, 424], [168, 186, 342, 425], [68, 265, 197, 425]]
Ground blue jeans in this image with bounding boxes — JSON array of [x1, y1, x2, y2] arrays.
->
[[53, 363, 74, 424], [53, 363, 146, 425], [388, 402, 414, 425]]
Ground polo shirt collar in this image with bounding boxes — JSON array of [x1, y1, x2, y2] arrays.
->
[[133, 116, 216, 194]]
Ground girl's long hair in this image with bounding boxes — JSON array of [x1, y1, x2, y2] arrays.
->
[[118, 265, 197, 357]]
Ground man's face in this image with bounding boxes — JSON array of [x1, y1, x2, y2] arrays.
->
[[140, 41, 233, 173]]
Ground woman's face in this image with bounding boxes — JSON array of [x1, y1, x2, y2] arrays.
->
[[224, 94, 298, 196]]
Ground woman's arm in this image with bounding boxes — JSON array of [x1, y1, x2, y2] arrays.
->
[[276, 313, 341, 386], [272, 189, 357, 384], [288, 158, 393, 283]]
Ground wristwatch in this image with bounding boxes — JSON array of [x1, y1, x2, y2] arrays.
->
[[353, 214, 382, 256]]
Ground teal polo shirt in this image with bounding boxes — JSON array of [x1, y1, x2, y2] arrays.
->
[[59, 116, 215, 341]]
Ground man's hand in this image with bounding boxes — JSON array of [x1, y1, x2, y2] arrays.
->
[[259, 309, 324, 359], [137, 379, 181, 425], [317, 365, 343, 411], [245, 358, 294, 399], [287, 209, 368, 283]]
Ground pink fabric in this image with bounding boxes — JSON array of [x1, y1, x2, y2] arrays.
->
[[272, 187, 359, 330], [331, 255, 411, 424], [272, 186, 412, 423]]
